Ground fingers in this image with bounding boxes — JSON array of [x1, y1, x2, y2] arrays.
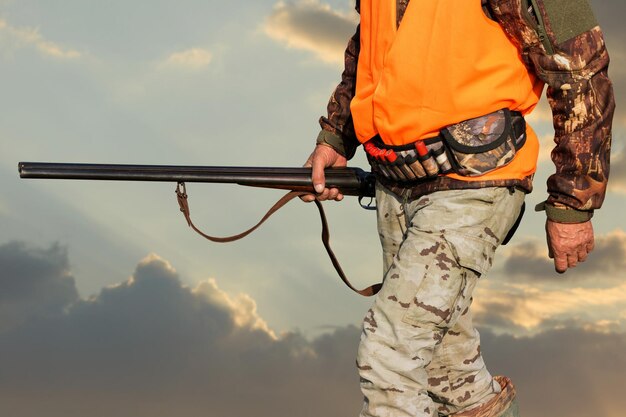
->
[[553, 250, 584, 273], [553, 244, 593, 273], [546, 220, 595, 273], [553, 252, 568, 274], [302, 187, 344, 202], [567, 254, 578, 269], [318, 187, 343, 201], [577, 248, 588, 263], [328, 188, 344, 201], [300, 144, 347, 203]]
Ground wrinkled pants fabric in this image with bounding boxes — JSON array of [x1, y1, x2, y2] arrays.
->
[[358, 184, 525, 417]]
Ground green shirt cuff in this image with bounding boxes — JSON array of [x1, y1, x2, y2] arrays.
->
[[535, 201, 594, 223], [316, 130, 357, 160]]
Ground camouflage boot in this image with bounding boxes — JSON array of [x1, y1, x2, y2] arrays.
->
[[451, 376, 519, 417]]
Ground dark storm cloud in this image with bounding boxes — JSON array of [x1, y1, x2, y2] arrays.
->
[[500, 230, 626, 282], [0, 241, 78, 332], [0, 251, 361, 417], [472, 299, 530, 334], [1, 243, 626, 417]]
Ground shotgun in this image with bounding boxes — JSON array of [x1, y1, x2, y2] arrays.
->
[[18, 161, 381, 296], [18, 162, 376, 199]]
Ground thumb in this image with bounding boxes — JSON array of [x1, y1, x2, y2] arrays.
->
[[311, 152, 327, 193]]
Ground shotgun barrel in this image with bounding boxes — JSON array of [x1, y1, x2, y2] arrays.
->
[[18, 162, 376, 198]]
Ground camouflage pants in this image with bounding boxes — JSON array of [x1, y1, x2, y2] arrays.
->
[[357, 184, 525, 417]]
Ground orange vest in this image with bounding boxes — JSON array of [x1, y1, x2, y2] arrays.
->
[[350, 0, 545, 181]]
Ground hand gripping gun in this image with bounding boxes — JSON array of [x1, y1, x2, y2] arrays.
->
[[18, 162, 381, 296]]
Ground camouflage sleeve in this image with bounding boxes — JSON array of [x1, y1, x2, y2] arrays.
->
[[492, 0, 615, 219], [317, 21, 361, 160]]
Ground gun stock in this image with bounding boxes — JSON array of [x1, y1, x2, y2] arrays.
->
[[18, 162, 376, 198]]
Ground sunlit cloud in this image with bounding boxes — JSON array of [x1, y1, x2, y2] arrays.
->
[[474, 280, 626, 332], [161, 47, 213, 70], [264, 0, 358, 65], [0, 17, 80, 59], [474, 230, 626, 333], [193, 278, 276, 338]]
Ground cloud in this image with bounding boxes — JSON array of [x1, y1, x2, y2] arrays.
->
[[0, 242, 78, 333], [498, 230, 626, 283], [1, 242, 626, 417], [264, 0, 358, 65], [161, 47, 213, 70], [608, 148, 626, 194], [481, 327, 626, 417], [0, 249, 361, 417], [0, 17, 80, 58], [469, 230, 626, 333], [474, 280, 626, 333]]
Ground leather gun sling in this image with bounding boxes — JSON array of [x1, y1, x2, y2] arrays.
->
[[175, 183, 382, 297]]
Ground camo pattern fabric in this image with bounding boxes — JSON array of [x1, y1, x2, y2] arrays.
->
[[491, 0, 615, 210], [443, 110, 521, 177], [357, 184, 525, 417], [396, 0, 410, 27], [454, 377, 519, 417], [320, 0, 614, 210]]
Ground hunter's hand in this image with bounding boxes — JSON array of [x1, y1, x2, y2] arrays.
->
[[546, 219, 595, 273], [301, 144, 348, 202]]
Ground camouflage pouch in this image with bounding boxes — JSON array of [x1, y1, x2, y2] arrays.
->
[[441, 109, 526, 177]]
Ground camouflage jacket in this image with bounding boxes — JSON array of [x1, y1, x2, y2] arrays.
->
[[317, 0, 615, 221]]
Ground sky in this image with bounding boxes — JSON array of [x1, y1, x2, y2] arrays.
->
[[0, 1, 625, 416]]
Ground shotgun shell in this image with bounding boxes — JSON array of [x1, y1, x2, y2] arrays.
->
[[402, 150, 427, 178], [397, 151, 417, 180], [375, 149, 397, 180], [383, 149, 397, 163], [384, 150, 407, 181], [415, 141, 429, 157], [403, 150, 427, 178], [428, 142, 453, 173], [415, 142, 439, 176]]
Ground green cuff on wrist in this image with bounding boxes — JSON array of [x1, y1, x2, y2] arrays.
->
[[316, 130, 356, 159], [535, 201, 594, 223]]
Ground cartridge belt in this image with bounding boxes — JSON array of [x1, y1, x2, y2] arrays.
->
[[365, 109, 526, 183], [365, 135, 451, 182]]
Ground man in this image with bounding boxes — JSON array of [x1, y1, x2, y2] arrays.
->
[[302, 0, 615, 416]]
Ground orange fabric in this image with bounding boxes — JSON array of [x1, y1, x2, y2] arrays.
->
[[351, 0, 545, 181]]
